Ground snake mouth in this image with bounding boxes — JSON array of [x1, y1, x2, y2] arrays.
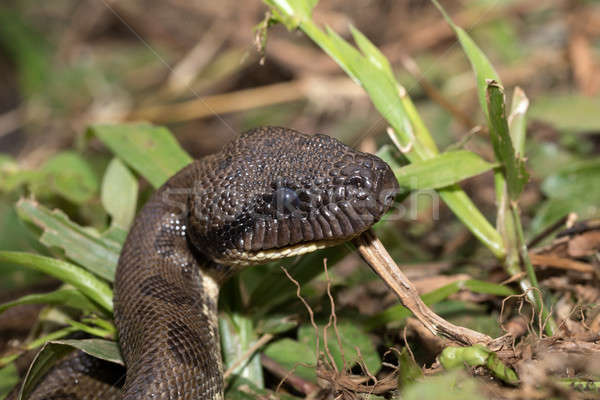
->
[[212, 190, 396, 266], [213, 235, 357, 266]]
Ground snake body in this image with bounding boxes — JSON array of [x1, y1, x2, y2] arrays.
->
[[15, 127, 398, 399]]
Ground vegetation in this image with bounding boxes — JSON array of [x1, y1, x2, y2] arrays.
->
[[1, 0, 599, 398]]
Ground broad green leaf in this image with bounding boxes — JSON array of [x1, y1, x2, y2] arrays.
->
[[220, 314, 264, 388], [432, 0, 500, 117], [51, 339, 123, 365], [387, 150, 496, 191], [38, 152, 99, 204], [486, 81, 528, 200], [102, 226, 128, 246], [263, 338, 316, 382], [0, 252, 113, 312], [0, 288, 100, 315], [541, 159, 600, 200], [532, 159, 600, 232], [531, 199, 599, 237], [16, 199, 120, 282], [529, 93, 600, 133], [89, 123, 192, 188], [299, 322, 381, 376], [101, 158, 138, 231], [527, 142, 580, 180], [402, 370, 482, 400], [1, 152, 98, 203]]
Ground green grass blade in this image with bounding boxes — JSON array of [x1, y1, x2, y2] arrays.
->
[[486, 81, 528, 201], [263, 338, 316, 382], [0, 251, 113, 313], [325, 27, 432, 160], [431, 0, 501, 117], [384, 150, 497, 191], [349, 24, 396, 84], [0, 288, 101, 315], [39, 152, 99, 204], [52, 339, 123, 365], [463, 279, 514, 297], [16, 199, 121, 282], [89, 123, 192, 188], [64, 319, 114, 339]]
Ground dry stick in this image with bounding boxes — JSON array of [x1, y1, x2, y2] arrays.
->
[[352, 229, 491, 346], [128, 76, 361, 123]]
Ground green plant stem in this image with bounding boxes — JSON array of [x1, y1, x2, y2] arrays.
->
[[510, 203, 557, 336]]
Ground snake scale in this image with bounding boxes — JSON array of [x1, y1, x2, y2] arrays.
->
[[11, 126, 398, 399]]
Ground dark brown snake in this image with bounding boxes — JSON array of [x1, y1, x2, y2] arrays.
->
[[11, 127, 398, 400]]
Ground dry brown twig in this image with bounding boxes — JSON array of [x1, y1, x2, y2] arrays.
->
[[352, 229, 492, 346]]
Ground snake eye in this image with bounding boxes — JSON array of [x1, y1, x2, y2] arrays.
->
[[273, 187, 299, 213]]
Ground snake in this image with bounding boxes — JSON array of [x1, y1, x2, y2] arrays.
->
[[11, 126, 398, 400]]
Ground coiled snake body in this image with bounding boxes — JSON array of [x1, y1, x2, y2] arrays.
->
[[15, 127, 398, 399]]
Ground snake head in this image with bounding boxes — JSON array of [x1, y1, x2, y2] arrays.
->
[[187, 126, 398, 266]]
